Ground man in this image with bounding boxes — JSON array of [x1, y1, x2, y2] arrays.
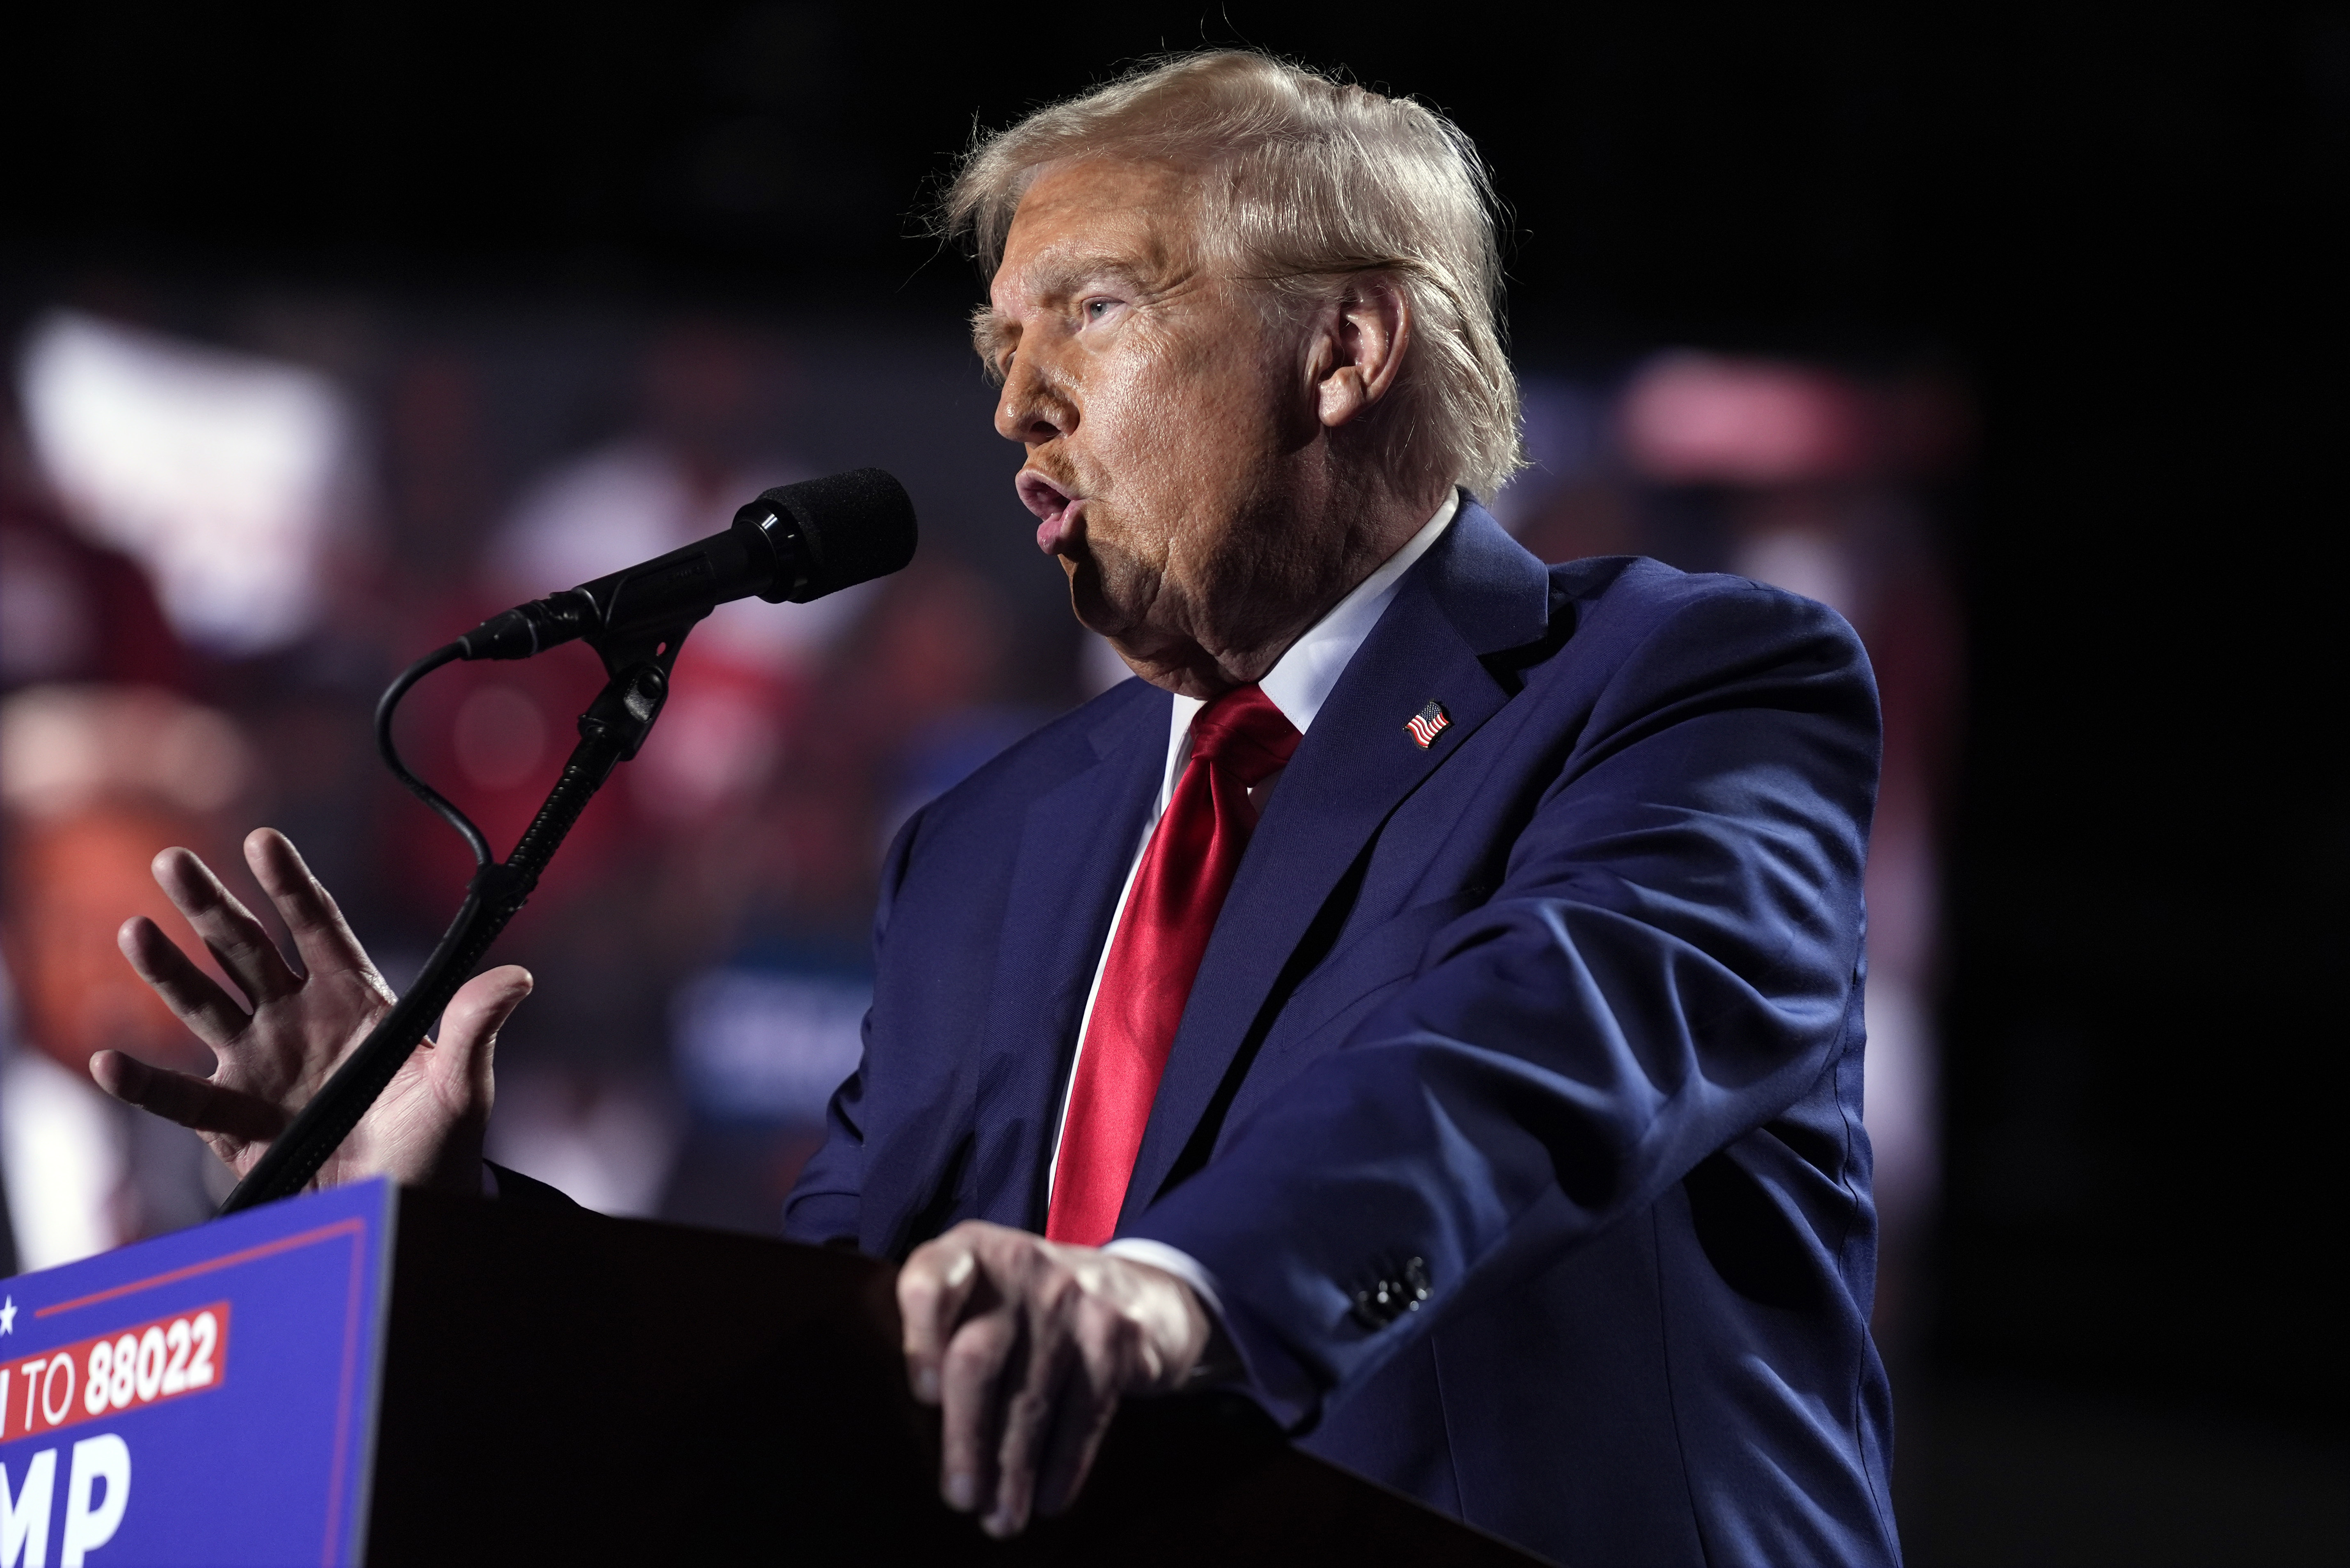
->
[[97, 53, 1900, 1567]]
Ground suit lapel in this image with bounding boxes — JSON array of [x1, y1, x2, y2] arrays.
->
[[1118, 502, 1554, 1225], [983, 685, 1168, 1228]]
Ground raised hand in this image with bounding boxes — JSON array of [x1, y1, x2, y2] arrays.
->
[[896, 1219, 1227, 1538], [93, 827, 532, 1196]]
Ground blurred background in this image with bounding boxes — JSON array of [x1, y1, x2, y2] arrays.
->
[[0, 7, 2336, 1563]]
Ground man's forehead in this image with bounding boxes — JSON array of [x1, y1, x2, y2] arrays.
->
[[992, 160, 1204, 299], [993, 245, 1152, 303]]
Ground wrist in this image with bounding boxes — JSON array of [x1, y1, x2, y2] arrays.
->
[[1184, 1293, 1242, 1387]]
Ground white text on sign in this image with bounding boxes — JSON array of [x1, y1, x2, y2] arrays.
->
[[0, 1433, 132, 1568], [0, 1305, 229, 1446]]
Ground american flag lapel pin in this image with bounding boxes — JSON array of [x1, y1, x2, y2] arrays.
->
[[1405, 699, 1451, 749]]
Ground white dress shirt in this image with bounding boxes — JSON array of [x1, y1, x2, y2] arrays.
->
[[1056, 493, 1463, 1308]]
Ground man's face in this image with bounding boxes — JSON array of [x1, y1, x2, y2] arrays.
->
[[980, 158, 1331, 694]]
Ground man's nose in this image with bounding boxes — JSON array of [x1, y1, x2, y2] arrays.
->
[[994, 356, 1072, 447]]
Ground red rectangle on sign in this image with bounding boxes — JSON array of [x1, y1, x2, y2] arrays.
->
[[0, 1301, 231, 1444]]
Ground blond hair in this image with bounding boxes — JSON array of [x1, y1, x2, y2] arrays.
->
[[944, 51, 1524, 500]]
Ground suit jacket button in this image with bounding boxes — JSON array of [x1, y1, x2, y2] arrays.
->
[[1351, 1259, 1433, 1328]]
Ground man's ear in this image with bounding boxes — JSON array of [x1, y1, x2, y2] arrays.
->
[[1314, 276, 1412, 430]]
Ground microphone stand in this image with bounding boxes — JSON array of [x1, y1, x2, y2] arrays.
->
[[217, 618, 695, 1214]]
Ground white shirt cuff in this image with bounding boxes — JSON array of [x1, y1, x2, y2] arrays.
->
[[1101, 1237, 1226, 1321]]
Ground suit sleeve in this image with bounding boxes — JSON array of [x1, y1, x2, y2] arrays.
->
[[484, 1161, 582, 1210], [1127, 583, 1880, 1426], [781, 806, 928, 1247]]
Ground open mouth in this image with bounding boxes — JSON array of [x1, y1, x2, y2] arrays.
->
[[1015, 469, 1084, 555]]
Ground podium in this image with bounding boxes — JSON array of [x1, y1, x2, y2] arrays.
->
[[0, 1181, 1536, 1565]]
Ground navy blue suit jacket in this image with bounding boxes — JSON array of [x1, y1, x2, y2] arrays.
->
[[785, 501, 1900, 1566]]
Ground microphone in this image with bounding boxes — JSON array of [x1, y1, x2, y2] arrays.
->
[[455, 467, 918, 661]]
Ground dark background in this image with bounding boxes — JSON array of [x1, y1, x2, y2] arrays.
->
[[4, 6, 2341, 1562]]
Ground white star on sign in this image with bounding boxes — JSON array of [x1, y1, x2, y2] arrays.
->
[[0, 1296, 15, 1335]]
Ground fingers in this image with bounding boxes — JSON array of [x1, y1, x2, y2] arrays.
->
[[990, 1278, 1143, 1536], [89, 1050, 286, 1143], [119, 915, 250, 1048], [151, 846, 300, 1007], [940, 1300, 1018, 1521], [986, 1322, 1072, 1537], [1029, 1308, 1122, 1521], [1010, 1276, 1142, 1528], [245, 830, 389, 998], [427, 965, 532, 1113], [900, 1229, 988, 1405], [902, 1225, 1017, 1520]]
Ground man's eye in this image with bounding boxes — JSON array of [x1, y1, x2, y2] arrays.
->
[[1085, 299, 1114, 320]]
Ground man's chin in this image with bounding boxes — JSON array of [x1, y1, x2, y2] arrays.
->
[[1063, 555, 1134, 643], [1072, 607, 1212, 696], [1065, 558, 1253, 697], [1089, 626, 1241, 699]]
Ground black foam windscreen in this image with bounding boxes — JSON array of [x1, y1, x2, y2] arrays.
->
[[750, 468, 919, 602]]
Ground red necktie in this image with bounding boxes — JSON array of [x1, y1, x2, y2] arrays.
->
[[1045, 684, 1302, 1245]]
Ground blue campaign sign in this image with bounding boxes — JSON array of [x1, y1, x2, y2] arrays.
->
[[0, 1180, 395, 1568]]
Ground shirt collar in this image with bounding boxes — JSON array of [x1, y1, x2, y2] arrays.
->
[[1163, 491, 1461, 801]]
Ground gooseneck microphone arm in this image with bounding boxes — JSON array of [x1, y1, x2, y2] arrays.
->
[[216, 469, 917, 1214]]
